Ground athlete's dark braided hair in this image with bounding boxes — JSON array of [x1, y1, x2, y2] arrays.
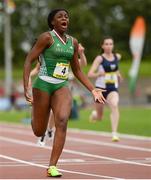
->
[[47, 8, 69, 30]]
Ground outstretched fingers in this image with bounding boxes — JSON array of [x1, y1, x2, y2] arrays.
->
[[92, 88, 106, 104]]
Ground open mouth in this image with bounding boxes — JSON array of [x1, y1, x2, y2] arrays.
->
[[61, 22, 67, 28]]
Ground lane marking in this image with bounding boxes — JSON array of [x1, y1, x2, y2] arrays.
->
[[1, 124, 151, 141], [67, 137, 151, 152], [68, 129, 151, 141], [0, 128, 33, 136], [0, 154, 123, 179], [0, 164, 30, 167], [0, 136, 151, 167], [59, 159, 85, 163], [1, 127, 151, 152]]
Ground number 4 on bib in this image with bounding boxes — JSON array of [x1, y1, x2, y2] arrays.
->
[[53, 63, 69, 80]]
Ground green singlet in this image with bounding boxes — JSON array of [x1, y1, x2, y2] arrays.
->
[[33, 30, 74, 95]]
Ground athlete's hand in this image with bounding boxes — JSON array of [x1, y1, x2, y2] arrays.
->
[[91, 88, 106, 104], [24, 88, 33, 105]]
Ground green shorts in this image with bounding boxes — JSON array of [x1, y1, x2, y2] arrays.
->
[[33, 77, 68, 95]]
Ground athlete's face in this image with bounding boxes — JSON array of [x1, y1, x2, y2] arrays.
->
[[52, 10, 69, 32], [102, 39, 114, 53]]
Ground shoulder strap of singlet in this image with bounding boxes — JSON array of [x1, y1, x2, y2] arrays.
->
[[114, 53, 119, 62], [50, 30, 55, 36], [100, 55, 105, 64], [45, 31, 54, 48], [66, 34, 74, 46], [49, 31, 55, 41]]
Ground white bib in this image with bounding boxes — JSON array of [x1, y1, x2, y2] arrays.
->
[[105, 72, 118, 88], [53, 63, 69, 80]]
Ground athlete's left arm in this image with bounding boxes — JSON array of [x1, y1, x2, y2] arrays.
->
[[70, 38, 106, 104]]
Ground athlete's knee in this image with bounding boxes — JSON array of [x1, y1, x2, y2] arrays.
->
[[90, 110, 103, 121], [34, 130, 44, 137], [109, 98, 119, 108], [31, 121, 45, 137], [56, 115, 68, 132], [95, 113, 103, 120], [32, 128, 45, 137], [32, 124, 45, 137], [57, 123, 67, 133], [98, 114, 103, 120], [111, 101, 118, 108]]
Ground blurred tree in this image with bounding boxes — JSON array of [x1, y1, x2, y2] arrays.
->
[[0, 0, 151, 67], [89, 0, 151, 59]]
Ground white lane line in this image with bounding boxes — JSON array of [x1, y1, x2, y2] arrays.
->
[[1, 127, 151, 152], [0, 164, 30, 167], [0, 154, 123, 179], [63, 148, 151, 167], [68, 129, 151, 141], [67, 137, 151, 152], [0, 136, 151, 167], [0, 128, 33, 136], [1, 124, 151, 141]]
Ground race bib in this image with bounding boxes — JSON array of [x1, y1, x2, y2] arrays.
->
[[105, 72, 118, 84], [53, 63, 69, 79]]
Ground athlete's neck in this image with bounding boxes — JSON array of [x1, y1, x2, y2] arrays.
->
[[53, 29, 65, 38], [103, 52, 114, 60], [103, 52, 113, 57], [53, 29, 66, 44]]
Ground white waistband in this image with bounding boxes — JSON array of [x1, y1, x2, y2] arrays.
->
[[39, 75, 65, 84]]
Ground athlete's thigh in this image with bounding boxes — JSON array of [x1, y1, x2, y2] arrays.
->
[[32, 88, 51, 130], [50, 87, 72, 125], [107, 91, 119, 107]]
